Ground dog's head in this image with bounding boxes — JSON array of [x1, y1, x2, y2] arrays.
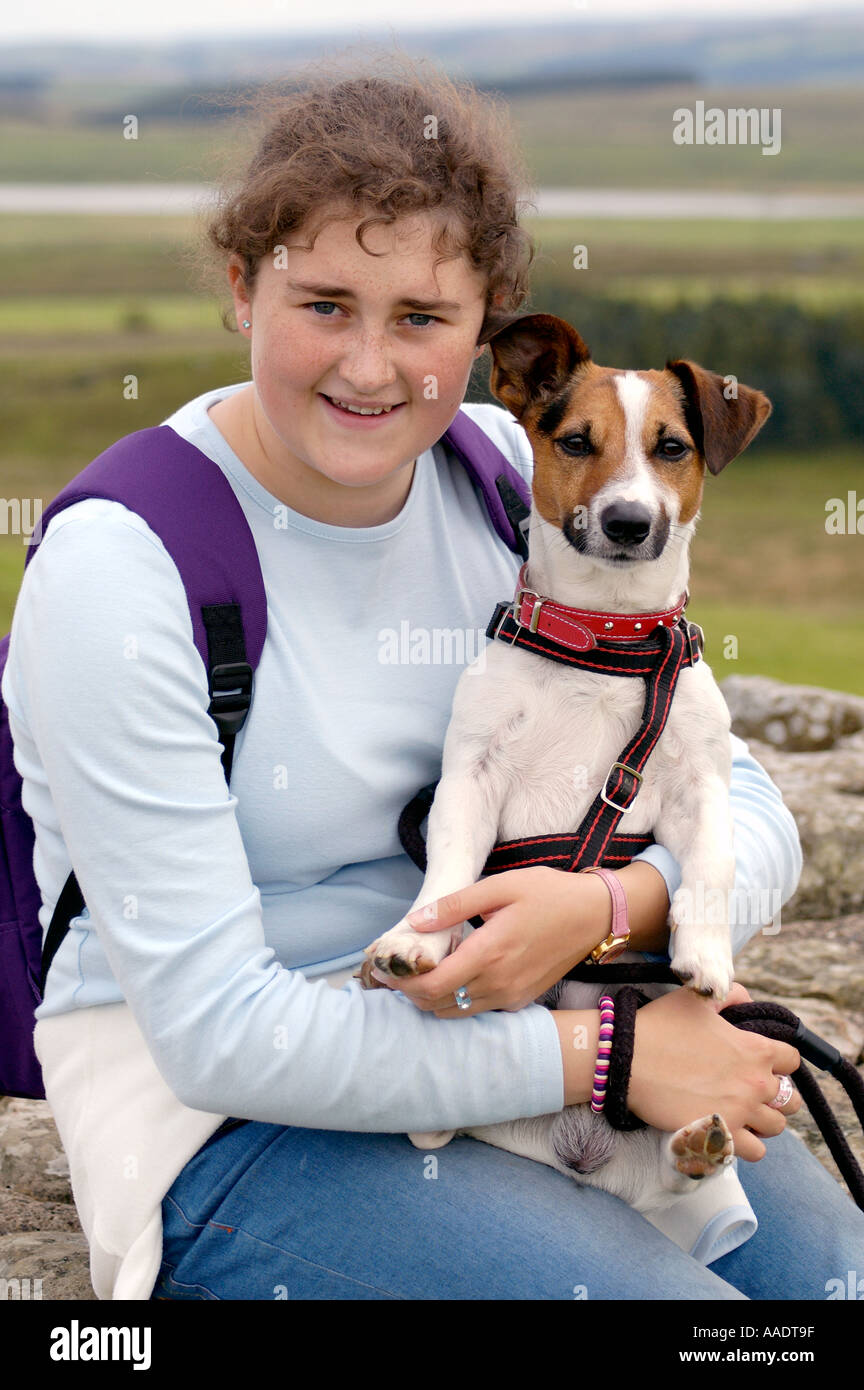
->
[[485, 313, 771, 567]]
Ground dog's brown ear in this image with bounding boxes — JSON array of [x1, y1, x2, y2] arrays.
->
[[666, 359, 772, 475], [485, 313, 591, 420]]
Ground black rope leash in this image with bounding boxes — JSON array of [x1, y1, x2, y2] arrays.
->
[[603, 983, 864, 1211]]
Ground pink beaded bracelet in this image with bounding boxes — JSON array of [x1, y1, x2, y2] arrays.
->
[[591, 993, 616, 1114]]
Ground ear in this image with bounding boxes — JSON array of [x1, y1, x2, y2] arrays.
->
[[484, 313, 591, 420], [665, 359, 772, 475]]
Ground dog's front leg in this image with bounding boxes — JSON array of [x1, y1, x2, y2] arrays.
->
[[656, 772, 736, 1000], [366, 760, 505, 979]]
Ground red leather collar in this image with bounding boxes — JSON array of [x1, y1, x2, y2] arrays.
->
[[511, 562, 689, 653]]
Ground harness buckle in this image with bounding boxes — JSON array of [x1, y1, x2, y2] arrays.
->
[[600, 761, 643, 814], [493, 603, 520, 645]]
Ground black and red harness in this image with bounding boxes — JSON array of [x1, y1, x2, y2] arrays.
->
[[482, 565, 704, 876], [399, 563, 704, 880]]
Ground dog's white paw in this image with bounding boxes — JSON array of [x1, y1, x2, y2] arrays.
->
[[364, 921, 456, 978], [669, 938, 734, 1001], [666, 1113, 734, 1180], [408, 1130, 457, 1150], [669, 899, 734, 1001]]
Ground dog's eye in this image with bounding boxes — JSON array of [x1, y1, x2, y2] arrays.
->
[[558, 434, 591, 457], [658, 439, 689, 460]]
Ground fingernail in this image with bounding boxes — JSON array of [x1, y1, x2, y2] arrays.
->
[[370, 967, 390, 984], [406, 902, 438, 926]]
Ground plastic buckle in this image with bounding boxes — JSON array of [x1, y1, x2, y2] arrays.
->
[[600, 761, 643, 814], [208, 661, 254, 735]]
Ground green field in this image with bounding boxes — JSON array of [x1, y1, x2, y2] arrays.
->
[[2, 84, 863, 188], [1, 211, 863, 312]]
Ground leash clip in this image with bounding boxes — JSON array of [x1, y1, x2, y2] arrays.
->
[[600, 761, 643, 814]]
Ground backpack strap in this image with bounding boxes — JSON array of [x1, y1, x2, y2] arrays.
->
[[30, 426, 267, 992], [441, 412, 531, 559]]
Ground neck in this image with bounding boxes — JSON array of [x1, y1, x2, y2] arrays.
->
[[524, 512, 694, 614]]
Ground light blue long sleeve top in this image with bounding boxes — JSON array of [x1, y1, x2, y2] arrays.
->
[[3, 386, 803, 1133]]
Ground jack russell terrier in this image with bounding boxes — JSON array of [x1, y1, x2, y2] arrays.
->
[[360, 313, 772, 1217]]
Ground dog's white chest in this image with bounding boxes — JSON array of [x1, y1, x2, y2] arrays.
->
[[460, 648, 669, 841]]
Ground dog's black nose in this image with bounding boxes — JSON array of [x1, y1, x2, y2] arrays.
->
[[600, 502, 652, 546]]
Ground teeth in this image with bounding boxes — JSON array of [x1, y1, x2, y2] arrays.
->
[[329, 397, 396, 415]]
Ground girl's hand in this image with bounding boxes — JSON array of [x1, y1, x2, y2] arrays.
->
[[370, 866, 613, 1016], [627, 983, 803, 1161]]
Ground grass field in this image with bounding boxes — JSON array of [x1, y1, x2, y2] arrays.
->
[[2, 83, 862, 188], [1, 212, 862, 310]]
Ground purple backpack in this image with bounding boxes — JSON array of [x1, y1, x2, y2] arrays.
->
[[0, 410, 530, 1098]]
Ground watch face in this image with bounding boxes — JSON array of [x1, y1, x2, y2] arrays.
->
[[600, 939, 629, 963]]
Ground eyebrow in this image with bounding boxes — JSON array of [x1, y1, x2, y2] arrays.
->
[[283, 279, 463, 312]]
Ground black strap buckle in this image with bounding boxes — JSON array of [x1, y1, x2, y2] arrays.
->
[[486, 600, 521, 646], [208, 661, 254, 736], [687, 620, 705, 665], [600, 761, 643, 814]]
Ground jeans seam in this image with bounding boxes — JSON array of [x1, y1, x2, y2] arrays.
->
[[152, 1258, 222, 1301], [162, 1191, 211, 1233], [202, 1220, 406, 1299], [164, 1193, 404, 1299]]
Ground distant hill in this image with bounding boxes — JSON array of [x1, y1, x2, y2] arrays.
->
[[1, 9, 863, 109]]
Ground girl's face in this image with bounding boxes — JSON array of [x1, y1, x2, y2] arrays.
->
[[223, 211, 490, 517]]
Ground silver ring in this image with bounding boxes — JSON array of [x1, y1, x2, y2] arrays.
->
[[768, 1074, 795, 1109], [454, 987, 472, 1011]]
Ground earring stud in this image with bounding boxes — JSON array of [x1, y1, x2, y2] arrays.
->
[[242, 319, 251, 329]]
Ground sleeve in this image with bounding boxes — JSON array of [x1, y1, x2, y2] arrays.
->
[[11, 502, 565, 1130], [632, 732, 804, 959]]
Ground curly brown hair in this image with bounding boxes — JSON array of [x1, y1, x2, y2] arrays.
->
[[190, 44, 538, 346]]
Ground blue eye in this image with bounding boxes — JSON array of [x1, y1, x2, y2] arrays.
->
[[306, 302, 438, 327]]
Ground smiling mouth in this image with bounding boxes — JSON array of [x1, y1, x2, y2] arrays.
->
[[321, 394, 406, 417]]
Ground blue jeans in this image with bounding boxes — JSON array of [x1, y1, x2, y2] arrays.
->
[[149, 1118, 864, 1300]]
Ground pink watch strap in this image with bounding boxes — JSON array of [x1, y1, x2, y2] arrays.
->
[[581, 866, 629, 940]]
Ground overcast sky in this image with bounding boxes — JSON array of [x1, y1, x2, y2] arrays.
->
[[3, 0, 859, 44]]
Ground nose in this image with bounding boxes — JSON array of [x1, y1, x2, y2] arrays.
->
[[340, 329, 398, 392], [600, 502, 652, 547]]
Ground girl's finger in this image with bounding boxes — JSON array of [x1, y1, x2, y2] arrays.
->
[[734, 1130, 767, 1162], [431, 995, 488, 1019], [405, 872, 528, 932]]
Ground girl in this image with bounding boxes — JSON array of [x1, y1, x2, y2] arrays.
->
[[7, 51, 863, 1301]]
